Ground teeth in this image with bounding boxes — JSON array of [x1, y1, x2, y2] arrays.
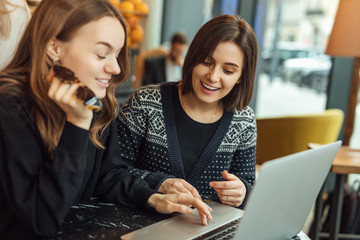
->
[[202, 82, 219, 90], [99, 79, 108, 83]]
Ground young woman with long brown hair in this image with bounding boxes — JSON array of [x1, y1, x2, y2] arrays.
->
[[0, 0, 211, 238]]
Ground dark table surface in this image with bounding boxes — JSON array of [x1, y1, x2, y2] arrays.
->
[[45, 198, 171, 240], [44, 198, 311, 240]]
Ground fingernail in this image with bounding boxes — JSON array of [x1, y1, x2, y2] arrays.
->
[[206, 210, 212, 219]]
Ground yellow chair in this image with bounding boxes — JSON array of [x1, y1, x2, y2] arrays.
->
[[256, 109, 344, 165]]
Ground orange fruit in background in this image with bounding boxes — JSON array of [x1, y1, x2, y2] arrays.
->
[[125, 14, 140, 29], [130, 24, 144, 44], [109, 0, 119, 7], [124, 0, 142, 4], [135, 2, 149, 14], [118, 1, 135, 11], [118, 1, 135, 16]]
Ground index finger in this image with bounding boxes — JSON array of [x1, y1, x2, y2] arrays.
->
[[177, 194, 212, 219], [48, 76, 62, 98], [180, 180, 202, 200]]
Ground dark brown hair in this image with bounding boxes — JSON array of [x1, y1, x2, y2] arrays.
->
[[180, 15, 257, 112], [0, 0, 129, 158]]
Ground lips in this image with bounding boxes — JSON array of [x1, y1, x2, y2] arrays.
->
[[96, 78, 110, 88], [98, 79, 109, 84], [200, 81, 220, 91]]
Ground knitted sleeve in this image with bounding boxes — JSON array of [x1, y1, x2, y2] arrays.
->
[[229, 107, 257, 208], [116, 86, 175, 190]]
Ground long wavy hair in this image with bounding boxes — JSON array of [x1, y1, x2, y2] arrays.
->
[[0, 0, 129, 158], [181, 15, 258, 112]]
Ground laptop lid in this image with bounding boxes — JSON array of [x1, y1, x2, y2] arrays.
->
[[233, 140, 341, 240], [121, 141, 341, 240]]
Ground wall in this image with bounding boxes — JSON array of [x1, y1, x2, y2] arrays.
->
[[161, 0, 207, 45]]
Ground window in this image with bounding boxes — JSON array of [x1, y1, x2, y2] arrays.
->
[[256, 0, 339, 118]]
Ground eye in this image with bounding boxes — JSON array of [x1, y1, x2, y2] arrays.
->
[[97, 55, 106, 59], [202, 58, 212, 66], [224, 69, 234, 75]]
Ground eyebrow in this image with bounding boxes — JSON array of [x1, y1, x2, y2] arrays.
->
[[96, 41, 113, 49], [224, 62, 240, 68], [96, 41, 122, 56], [206, 56, 240, 68]]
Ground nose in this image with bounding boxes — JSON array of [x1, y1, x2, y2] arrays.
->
[[105, 57, 121, 75], [207, 66, 220, 82]]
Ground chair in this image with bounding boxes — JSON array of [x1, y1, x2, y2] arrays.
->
[[131, 47, 168, 89], [256, 109, 344, 165]]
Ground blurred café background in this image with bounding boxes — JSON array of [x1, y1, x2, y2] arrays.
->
[[104, 0, 359, 148], [28, 0, 360, 167]]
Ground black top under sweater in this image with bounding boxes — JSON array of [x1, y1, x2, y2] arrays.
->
[[173, 88, 221, 176]]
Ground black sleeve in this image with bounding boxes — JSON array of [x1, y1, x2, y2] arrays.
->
[[0, 96, 90, 237], [93, 120, 158, 208]]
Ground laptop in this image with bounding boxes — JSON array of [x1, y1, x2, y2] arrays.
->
[[121, 141, 341, 240]]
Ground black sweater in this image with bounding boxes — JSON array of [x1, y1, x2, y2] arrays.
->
[[0, 94, 156, 239]]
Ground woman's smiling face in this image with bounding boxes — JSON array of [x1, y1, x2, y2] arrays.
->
[[57, 16, 125, 99], [191, 41, 244, 105]]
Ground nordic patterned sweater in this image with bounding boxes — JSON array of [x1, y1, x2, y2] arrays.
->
[[116, 82, 257, 208]]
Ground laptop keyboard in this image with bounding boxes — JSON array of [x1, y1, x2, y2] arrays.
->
[[193, 218, 241, 240]]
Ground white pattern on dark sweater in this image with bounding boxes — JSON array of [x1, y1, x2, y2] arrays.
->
[[116, 83, 257, 207]]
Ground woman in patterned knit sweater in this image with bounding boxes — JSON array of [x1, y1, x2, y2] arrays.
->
[[117, 15, 257, 208]]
